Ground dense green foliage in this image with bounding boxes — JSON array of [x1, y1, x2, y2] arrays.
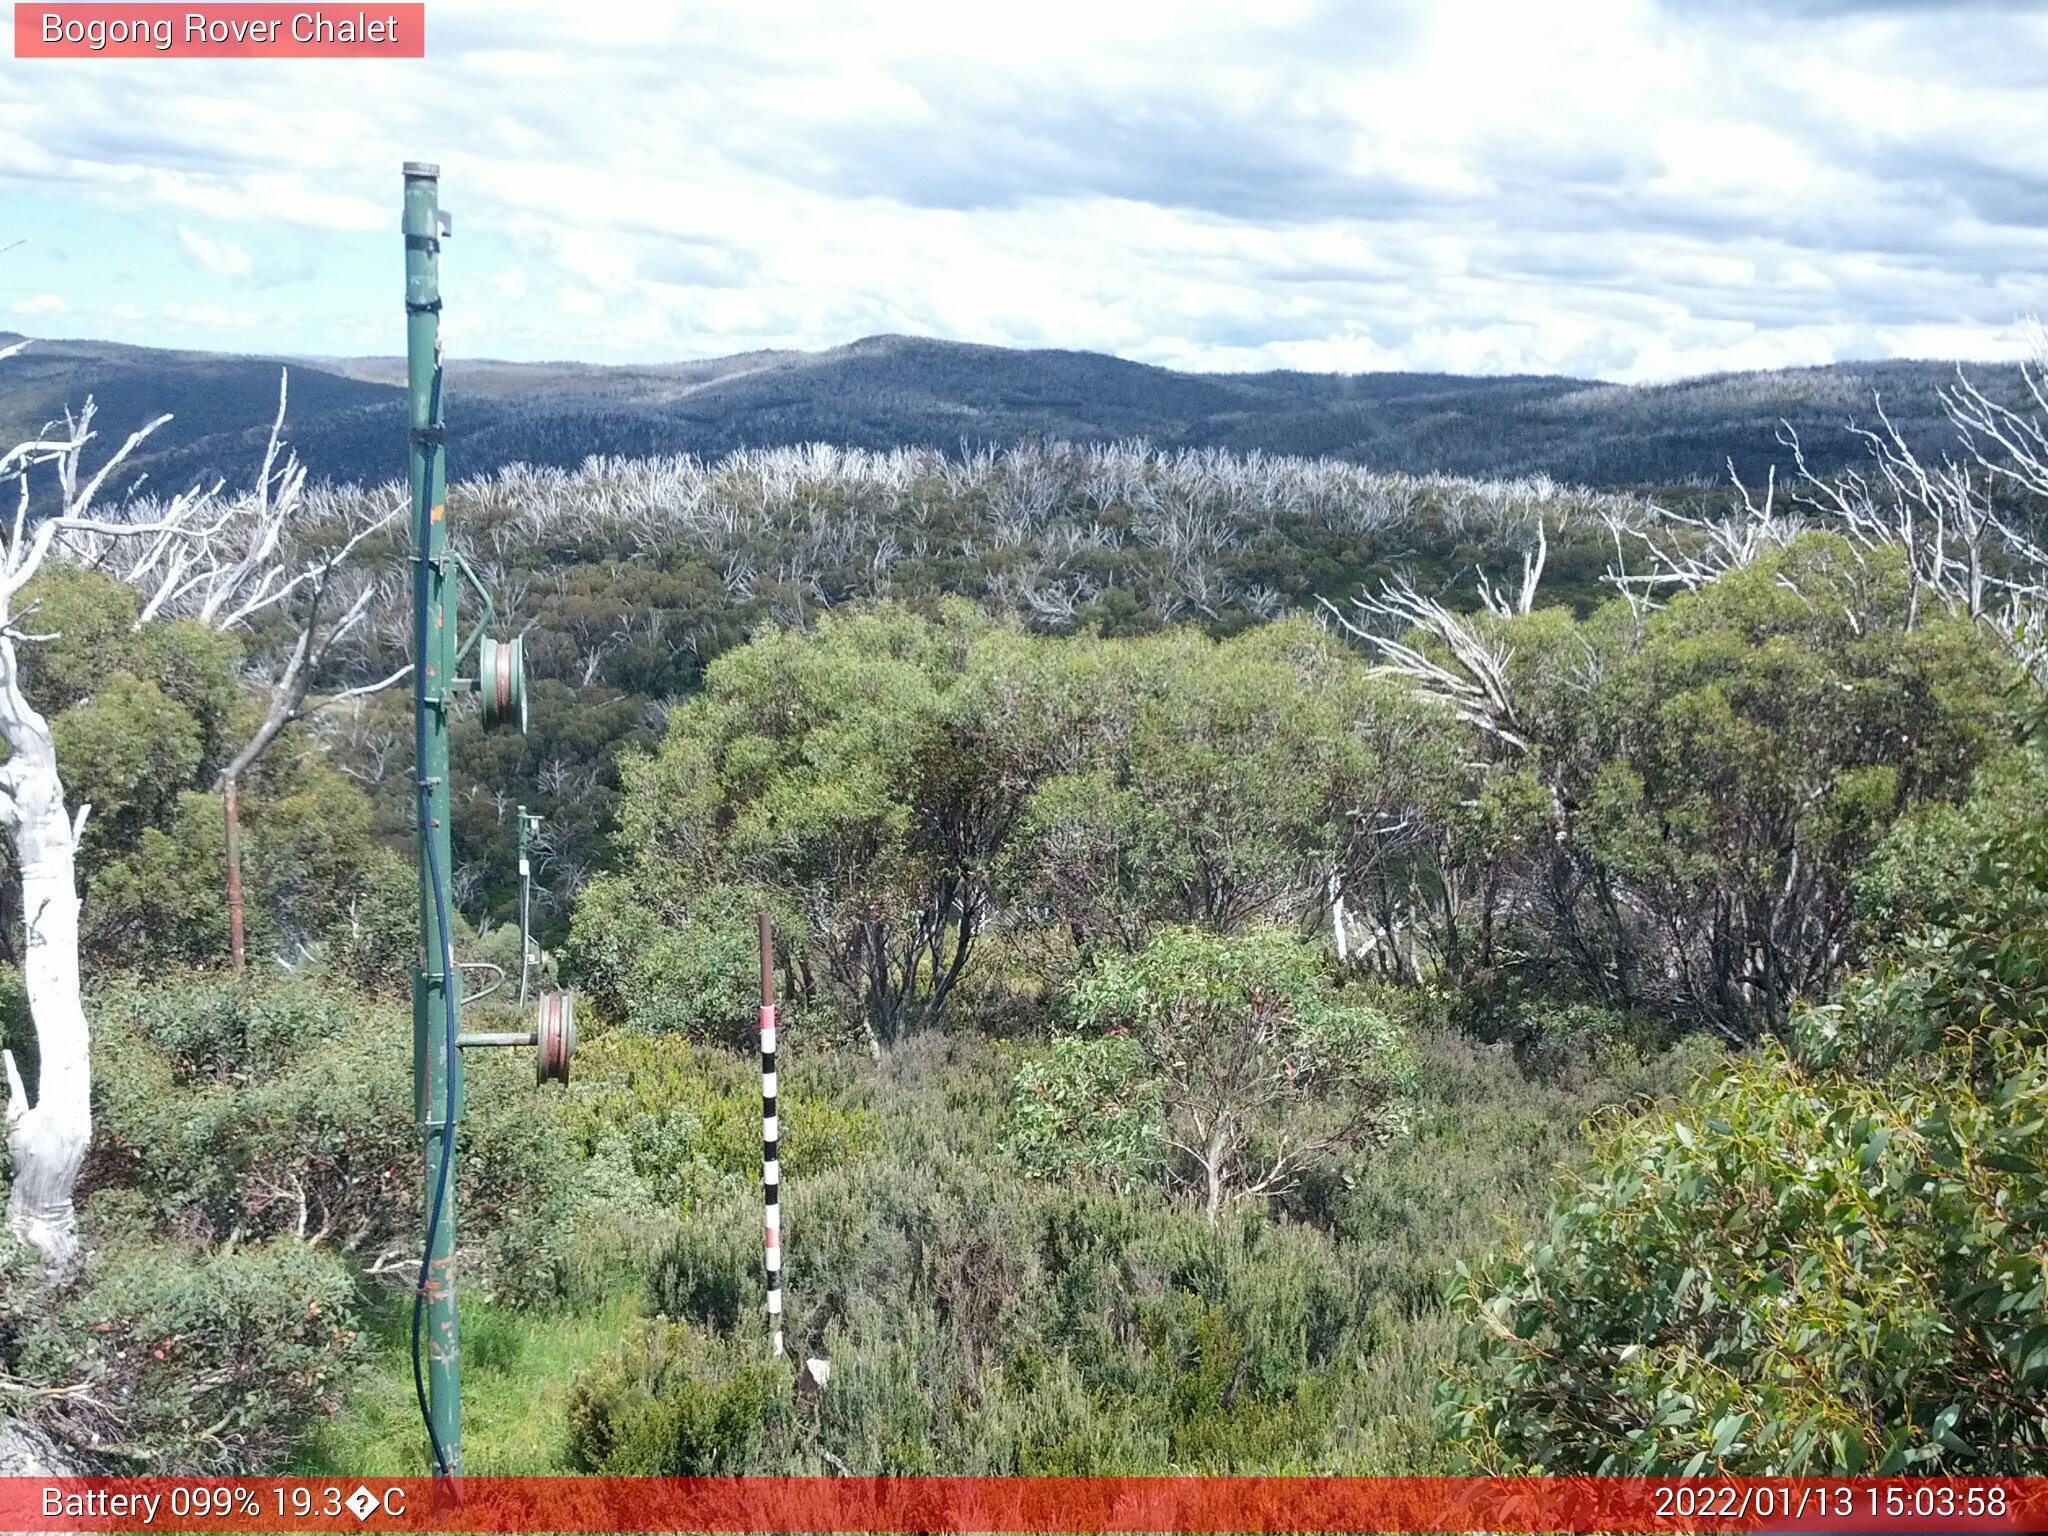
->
[[1007, 625, 1395, 951], [1007, 1035, 1161, 1193], [582, 543, 2012, 1053], [1332, 539, 2014, 1040], [0, 1227, 364, 1471], [2, 974, 576, 1468], [0, 566, 389, 980], [1445, 740, 2048, 1472]]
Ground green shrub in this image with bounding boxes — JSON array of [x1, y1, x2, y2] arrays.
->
[[563, 878, 768, 1048], [1446, 748, 2048, 1474], [1006, 1034, 1161, 1190], [329, 847, 419, 996], [84, 764, 381, 973], [92, 974, 415, 1248], [87, 973, 576, 1284], [784, 1154, 1038, 1349], [565, 1033, 878, 1211], [242, 758, 381, 951], [83, 792, 242, 969], [1443, 1038, 2048, 1473], [1475, 997, 1672, 1081], [481, 1135, 675, 1313], [567, 1320, 783, 1473], [56, 671, 206, 859], [756, 1121, 1371, 1472], [1810, 742, 2048, 1077], [648, 1212, 756, 1332], [1853, 743, 2048, 946], [100, 972, 350, 1084], [10, 1238, 365, 1472], [0, 963, 32, 1107], [306, 1010, 1691, 1478]]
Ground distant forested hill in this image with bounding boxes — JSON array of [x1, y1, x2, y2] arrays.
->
[[0, 328, 2024, 492]]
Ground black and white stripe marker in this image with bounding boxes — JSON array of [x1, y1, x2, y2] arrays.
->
[[759, 910, 783, 1359]]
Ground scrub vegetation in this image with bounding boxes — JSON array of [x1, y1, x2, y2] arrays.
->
[[3, 355, 2046, 1474]]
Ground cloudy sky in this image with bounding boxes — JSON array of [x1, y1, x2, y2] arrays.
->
[[2, 0, 2046, 381]]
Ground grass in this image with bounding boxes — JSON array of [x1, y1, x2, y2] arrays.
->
[[292, 1285, 645, 1475]]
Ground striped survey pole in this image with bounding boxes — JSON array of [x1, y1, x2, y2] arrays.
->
[[759, 910, 783, 1358]]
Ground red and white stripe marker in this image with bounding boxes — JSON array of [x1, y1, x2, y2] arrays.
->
[[759, 910, 783, 1359]]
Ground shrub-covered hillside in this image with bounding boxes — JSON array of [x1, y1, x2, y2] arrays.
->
[[327, 441, 1656, 950], [1447, 737, 2048, 1473], [4, 359, 2047, 1475]]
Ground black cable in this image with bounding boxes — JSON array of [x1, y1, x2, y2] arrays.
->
[[409, 412, 460, 1484]]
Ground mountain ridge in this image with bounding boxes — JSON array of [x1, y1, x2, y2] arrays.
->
[[0, 328, 2020, 493]]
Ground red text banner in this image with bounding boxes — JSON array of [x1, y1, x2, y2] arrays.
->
[[1, 1477, 2046, 1533], [12, 5, 425, 58]]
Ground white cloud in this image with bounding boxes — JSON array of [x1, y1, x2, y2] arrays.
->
[[0, 0, 2043, 378], [160, 302, 261, 330], [177, 225, 252, 278], [10, 294, 69, 316]]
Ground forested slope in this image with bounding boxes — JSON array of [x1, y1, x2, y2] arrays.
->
[[2, 357, 2046, 1476], [1, 329, 2025, 493]]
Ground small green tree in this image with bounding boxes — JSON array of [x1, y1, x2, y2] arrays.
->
[[1008, 620, 1381, 954], [596, 604, 1063, 1050], [1007, 1034, 1162, 1193], [1068, 925, 1409, 1220]]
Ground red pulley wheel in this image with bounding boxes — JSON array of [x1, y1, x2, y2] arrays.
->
[[536, 991, 575, 1085], [478, 634, 527, 733]]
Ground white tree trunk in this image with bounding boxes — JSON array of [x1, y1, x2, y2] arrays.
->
[[0, 363, 255, 1276], [0, 637, 89, 1275]]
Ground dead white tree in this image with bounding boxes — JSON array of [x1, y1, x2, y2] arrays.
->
[[1593, 343, 2048, 677], [68, 373, 410, 969], [0, 375, 233, 1271], [1321, 578, 1533, 754], [1476, 517, 1548, 618], [1604, 464, 1804, 606]]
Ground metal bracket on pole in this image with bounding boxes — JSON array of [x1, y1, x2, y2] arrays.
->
[[449, 549, 494, 671], [456, 993, 575, 1085]]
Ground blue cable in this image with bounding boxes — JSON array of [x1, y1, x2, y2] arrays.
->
[[409, 410, 459, 1484]]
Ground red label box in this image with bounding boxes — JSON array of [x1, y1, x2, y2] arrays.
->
[[12, 4, 426, 57], [2, 1477, 2047, 1533]]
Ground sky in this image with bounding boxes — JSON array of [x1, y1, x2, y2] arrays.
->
[[2, 0, 2046, 382]]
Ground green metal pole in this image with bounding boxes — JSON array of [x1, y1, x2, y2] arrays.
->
[[404, 160, 462, 1480]]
